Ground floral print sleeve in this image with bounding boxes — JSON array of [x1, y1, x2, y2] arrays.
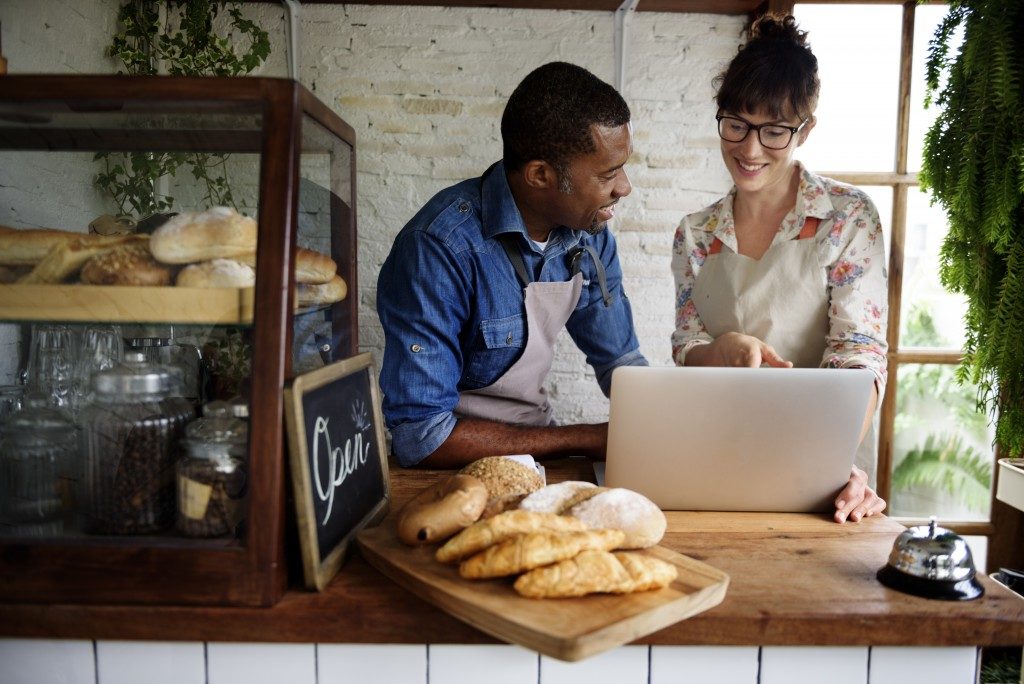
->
[[820, 187, 888, 394], [670, 205, 719, 365]]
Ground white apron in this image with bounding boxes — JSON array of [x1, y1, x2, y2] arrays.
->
[[455, 238, 585, 426], [691, 216, 878, 481]]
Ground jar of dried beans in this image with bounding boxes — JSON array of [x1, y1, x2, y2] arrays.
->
[[81, 351, 194, 534], [176, 401, 248, 538]]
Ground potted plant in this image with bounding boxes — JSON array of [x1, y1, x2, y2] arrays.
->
[[95, 0, 271, 222], [920, 0, 1024, 457]]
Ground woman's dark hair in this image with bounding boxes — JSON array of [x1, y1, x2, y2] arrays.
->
[[501, 62, 630, 185], [715, 14, 819, 121]]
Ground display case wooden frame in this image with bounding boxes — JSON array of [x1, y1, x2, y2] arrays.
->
[[0, 76, 357, 607]]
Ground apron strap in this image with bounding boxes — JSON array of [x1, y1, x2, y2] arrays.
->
[[568, 245, 612, 308], [498, 233, 531, 287], [707, 216, 822, 255]]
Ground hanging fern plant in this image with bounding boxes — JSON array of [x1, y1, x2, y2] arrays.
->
[[920, 0, 1024, 456]]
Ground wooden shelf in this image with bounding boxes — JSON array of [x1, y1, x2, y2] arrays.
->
[[0, 284, 254, 325]]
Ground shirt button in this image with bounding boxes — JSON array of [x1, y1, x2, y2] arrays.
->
[[410, 344, 422, 353], [458, 202, 470, 213], [506, 333, 513, 344]]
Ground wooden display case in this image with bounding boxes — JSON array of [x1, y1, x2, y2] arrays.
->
[[0, 76, 357, 607]]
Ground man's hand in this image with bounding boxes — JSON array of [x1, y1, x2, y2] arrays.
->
[[834, 465, 886, 523], [687, 331, 793, 368]]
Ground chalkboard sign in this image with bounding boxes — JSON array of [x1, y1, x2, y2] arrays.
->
[[284, 353, 390, 591]]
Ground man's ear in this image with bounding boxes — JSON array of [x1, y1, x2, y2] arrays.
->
[[521, 160, 558, 190]]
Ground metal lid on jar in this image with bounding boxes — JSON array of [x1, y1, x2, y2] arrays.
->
[[185, 414, 248, 444], [125, 336, 172, 348], [226, 396, 249, 419], [92, 351, 179, 396]]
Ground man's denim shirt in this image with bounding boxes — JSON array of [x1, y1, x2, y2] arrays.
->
[[376, 162, 647, 466]]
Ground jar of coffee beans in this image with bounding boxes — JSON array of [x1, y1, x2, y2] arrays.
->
[[176, 401, 247, 538], [81, 351, 194, 534]]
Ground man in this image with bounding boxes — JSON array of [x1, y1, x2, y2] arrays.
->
[[377, 61, 647, 468]]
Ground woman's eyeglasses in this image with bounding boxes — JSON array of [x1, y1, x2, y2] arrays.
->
[[716, 115, 808, 150]]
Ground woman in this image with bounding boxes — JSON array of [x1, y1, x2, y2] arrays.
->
[[671, 14, 888, 524]]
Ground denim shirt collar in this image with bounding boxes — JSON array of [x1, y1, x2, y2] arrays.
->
[[480, 161, 582, 254]]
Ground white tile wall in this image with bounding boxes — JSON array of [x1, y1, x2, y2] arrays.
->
[[539, 645, 647, 684], [869, 646, 979, 684], [760, 646, 869, 684], [0, 640, 988, 684], [317, 644, 427, 684], [206, 642, 316, 684], [650, 645, 760, 684], [95, 641, 205, 684], [0, 639, 95, 684], [428, 644, 538, 684]]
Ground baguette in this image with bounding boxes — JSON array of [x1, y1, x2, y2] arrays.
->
[[0, 225, 83, 266], [435, 510, 586, 564], [459, 529, 625, 579], [18, 234, 149, 284], [296, 274, 347, 307], [513, 550, 678, 598], [235, 248, 337, 284]]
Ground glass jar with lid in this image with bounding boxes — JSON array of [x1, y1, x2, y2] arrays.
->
[[0, 392, 78, 536], [81, 351, 194, 535], [176, 401, 248, 538]]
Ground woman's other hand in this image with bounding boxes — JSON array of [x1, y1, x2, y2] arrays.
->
[[834, 465, 886, 523], [689, 331, 793, 368]]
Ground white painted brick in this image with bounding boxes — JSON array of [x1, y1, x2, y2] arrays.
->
[[540, 645, 648, 684], [429, 644, 538, 684], [317, 644, 427, 684], [869, 647, 978, 684], [0, 638, 95, 684], [760, 646, 868, 684], [650, 645, 759, 684], [207, 643, 315, 684]]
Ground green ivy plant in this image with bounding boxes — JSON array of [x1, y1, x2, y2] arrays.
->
[[920, 0, 1024, 457], [95, 0, 271, 217]]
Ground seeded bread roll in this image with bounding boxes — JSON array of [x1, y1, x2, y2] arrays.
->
[[568, 488, 667, 549], [235, 248, 337, 284], [80, 243, 174, 286], [18, 234, 149, 284], [459, 456, 545, 518], [149, 207, 256, 264], [176, 259, 255, 288]]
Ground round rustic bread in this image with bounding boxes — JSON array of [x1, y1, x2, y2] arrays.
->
[[150, 207, 256, 264], [176, 259, 255, 288], [568, 488, 666, 549], [518, 481, 599, 514], [459, 456, 544, 518], [80, 243, 174, 286]]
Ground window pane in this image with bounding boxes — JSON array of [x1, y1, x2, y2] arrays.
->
[[908, 5, 961, 173], [891, 362, 994, 521], [793, 4, 903, 172], [900, 187, 967, 349]]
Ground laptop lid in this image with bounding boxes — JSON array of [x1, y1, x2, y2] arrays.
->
[[604, 366, 875, 512]]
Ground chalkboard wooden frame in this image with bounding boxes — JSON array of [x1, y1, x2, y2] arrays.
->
[[284, 353, 391, 591]]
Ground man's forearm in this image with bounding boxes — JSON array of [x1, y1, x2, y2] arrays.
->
[[420, 417, 608, 468]]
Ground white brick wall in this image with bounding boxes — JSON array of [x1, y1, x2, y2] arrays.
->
[[0, 0, 736, 421]]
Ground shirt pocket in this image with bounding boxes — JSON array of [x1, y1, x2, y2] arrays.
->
[[462, 313, 526, 388]]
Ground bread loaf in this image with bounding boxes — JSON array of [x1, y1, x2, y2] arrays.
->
[[235, 247, 336, 284], [0, 224, 79, 266], [80, 243, 174, 286], [149, 207, 256, 264], [459, 456, 545, 518], [513, 550, 677, 598], [296, 274, 347, 307], [176, 259, 255, 288], [396, 474, 488, 546], [18, 234, 149, 284], [519, 481, 600, 515], [435, 510, 586, 564], [568, 488, 666, 549], [458, 528, 625, 579]]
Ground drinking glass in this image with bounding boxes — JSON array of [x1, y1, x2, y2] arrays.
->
[[72, 325, 124, 413], [0, 384, 24, 424], [26, 325, 77, 409]]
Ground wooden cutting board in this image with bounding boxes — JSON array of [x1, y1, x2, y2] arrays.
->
[[356, 519, 729, 662]]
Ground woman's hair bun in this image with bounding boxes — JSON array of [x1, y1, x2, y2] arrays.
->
[[750, 13, 809, 48]]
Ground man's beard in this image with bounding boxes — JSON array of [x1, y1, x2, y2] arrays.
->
[[557, 169, 609, 236]]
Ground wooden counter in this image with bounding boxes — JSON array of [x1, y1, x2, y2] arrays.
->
[[2, 459, 1023, 647]]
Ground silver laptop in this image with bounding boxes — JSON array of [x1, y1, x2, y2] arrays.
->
[[603, 366, 875, 512]]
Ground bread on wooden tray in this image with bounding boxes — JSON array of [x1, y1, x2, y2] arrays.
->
[[0, 224, 80, 266], [459, 456, 545, 518], [176, 259, 256, 288], [396, 474, 488, 546], [513, 550, 678, 599], [235, 247, 337, 284], [459, 529, 625, 579], [149, 207, 256, 264], [435, 510, 586, 564], [296, 274, 347, 307], [19, 234, 149, 284]]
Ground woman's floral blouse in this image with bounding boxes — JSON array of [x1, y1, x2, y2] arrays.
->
[[671, 163, 888, 392]]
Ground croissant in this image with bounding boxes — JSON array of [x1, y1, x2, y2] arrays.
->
[[459, 529, 625, 579], [435, 510, 586, 564], [513, 550, 678, 598]]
